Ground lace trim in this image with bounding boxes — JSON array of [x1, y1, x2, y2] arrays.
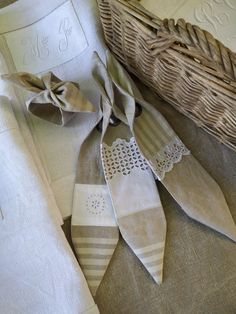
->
[[149, 137, 190, 181], [101, 138, 149, 180], [101, 137, 190, 181]]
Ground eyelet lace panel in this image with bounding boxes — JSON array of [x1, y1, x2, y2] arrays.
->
[[101, 137, 149, 180], [101, 137, 190, 181], [149, 137, 190, 181]]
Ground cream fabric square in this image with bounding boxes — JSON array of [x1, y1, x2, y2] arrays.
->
[[72, 184, 117, 227], [108, 168, 162, 219], [4, 1, 88, 73]]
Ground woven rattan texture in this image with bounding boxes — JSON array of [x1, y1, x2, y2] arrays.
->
[[98, 0, 236, 151]]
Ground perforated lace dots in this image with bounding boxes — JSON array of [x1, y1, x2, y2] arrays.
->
[[102, 137, 190, 181], [86, 193, 106, 215], [101, 138, 149, 180], [149, 137, 190, 180]]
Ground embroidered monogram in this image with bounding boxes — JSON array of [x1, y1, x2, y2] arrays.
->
[[58, 17, 73, 52], [22, 35, 49, 65], [4, 1, 88, 73]]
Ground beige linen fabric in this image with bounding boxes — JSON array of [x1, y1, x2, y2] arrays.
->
[[4, 50, 236, 294], [92, 52, 167, 284], [0, 0, 17, 8], [4, 48, 234, 311], [71, 127, 119, 296], [103, 50, 236, 243], [85, 79, 236, 313], [2, 71, 95, 125]]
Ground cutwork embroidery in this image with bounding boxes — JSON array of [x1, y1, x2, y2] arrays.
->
[[86, 194, 106, 215], [101, 137, 190, 181], [101, 138, 149, 180]]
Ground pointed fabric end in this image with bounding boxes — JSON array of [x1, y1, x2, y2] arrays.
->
[[90, 285, 99, 297], [162, 154, 236, 242], [132, 239, 165, 286], [1, 72, 44, 92], [71, 225, 119, 297], [152, 271, 163, 285], [221, 225, 236, 243]]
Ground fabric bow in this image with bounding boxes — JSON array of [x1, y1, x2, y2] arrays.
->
[[2, 71, 95, 125], [3, 51, 236, 297]]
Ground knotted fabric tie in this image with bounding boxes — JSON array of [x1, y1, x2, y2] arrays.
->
[[3, 50, 236, 297], [2, 71, 95, 125]]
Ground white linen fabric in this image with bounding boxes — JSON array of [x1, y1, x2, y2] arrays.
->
[[0, 96, 62, 235], [0, 0, 106, 218], [0, 96, 99, 314], [140, 0, 236, 52], [72, 184, 118, 227]]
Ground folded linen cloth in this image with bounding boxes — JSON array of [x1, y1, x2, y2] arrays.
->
[[0, 95, 62, 235], [71, 127, 119, 296], [3, 71, 95, 125], [92, 55, 167, 285], [3, 50, 236, 297], [104, 51, 236, 242], [0, 0, 107, 219], [0, 96, 99, 314]]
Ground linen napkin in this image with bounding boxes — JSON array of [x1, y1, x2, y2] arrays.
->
[[2, 71, 95, 125], [0, 96, 99, 314], [92, 55, 167, 284], [71, 126, 119, 296], [103, 50, 236, 242], [3, 49, 236, 292]]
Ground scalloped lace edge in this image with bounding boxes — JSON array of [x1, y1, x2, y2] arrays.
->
[[149, 137, 190, 181], [101, 137, 190, 181]]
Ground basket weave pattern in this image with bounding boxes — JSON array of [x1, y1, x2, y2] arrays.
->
[[98, 0, 236, 151]]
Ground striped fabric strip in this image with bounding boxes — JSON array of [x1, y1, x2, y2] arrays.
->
[[114, 203, 166, 286], [76, 247, 115, 255], [134, 108, 174, 157], [83, 269, 105, 276], [133, 241, 165, 284], [72, 226, 119, 296], [134, 242, 165, 254], [73, 237, 118, 245], [134, 242, 165, 283]]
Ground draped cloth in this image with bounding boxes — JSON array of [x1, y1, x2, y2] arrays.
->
[[0, 95, 99, 314], [3, 50, 236, 297]]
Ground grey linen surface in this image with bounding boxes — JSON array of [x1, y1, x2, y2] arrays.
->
[[63, 78, 236, 314]]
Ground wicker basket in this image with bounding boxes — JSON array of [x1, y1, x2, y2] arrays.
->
[[97, 0, 236, 151]]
